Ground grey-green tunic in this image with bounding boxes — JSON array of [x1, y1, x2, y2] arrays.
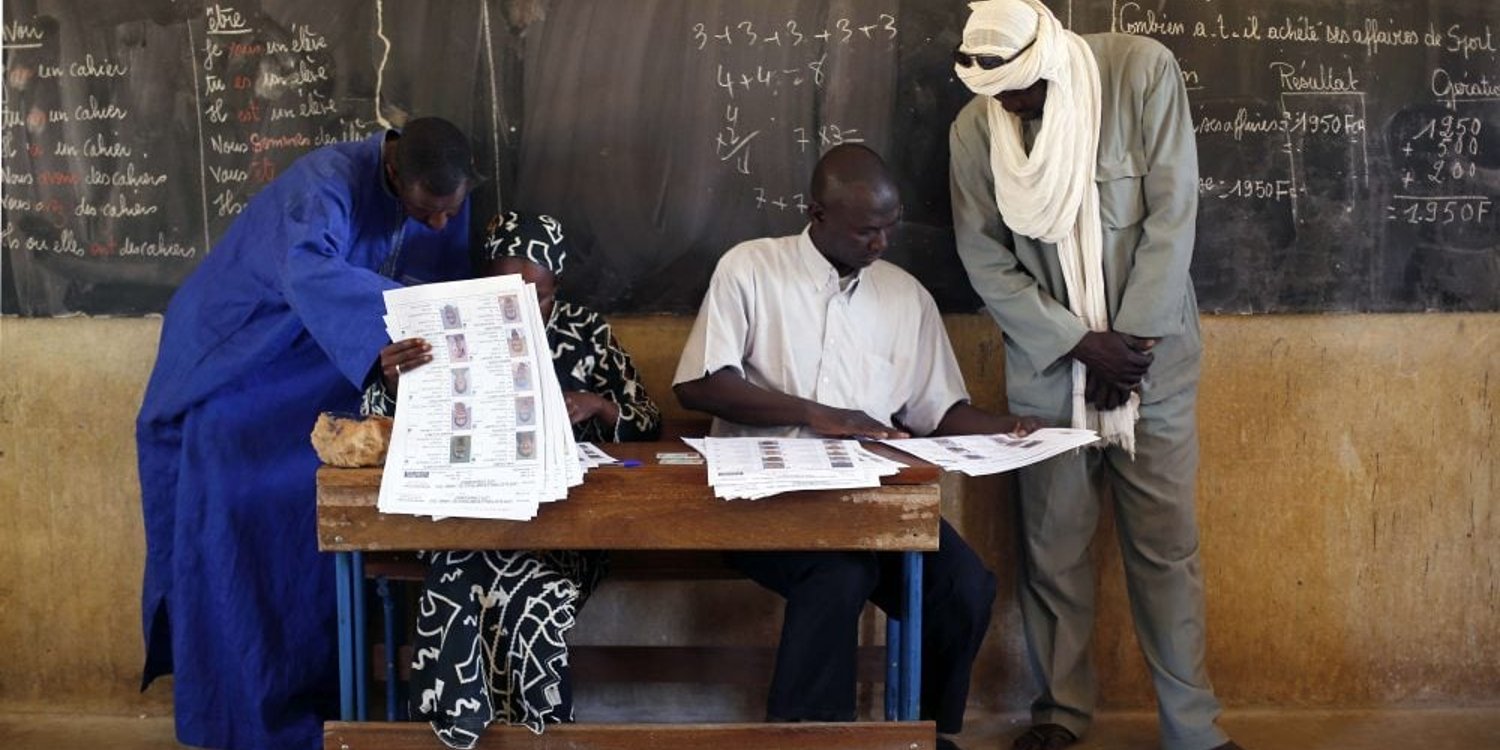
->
[[950, 32, 1229, 750], [951, 32, 1202, 422]]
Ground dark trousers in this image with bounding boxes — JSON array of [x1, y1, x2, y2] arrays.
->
[[727, 519, 996, 734]]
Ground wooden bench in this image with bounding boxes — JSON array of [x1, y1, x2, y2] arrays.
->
[[317, 441, 940, 749], [323, 721, 936, 749]]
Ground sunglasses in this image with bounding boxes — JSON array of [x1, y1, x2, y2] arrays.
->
[[952, 38, 1035, 70]]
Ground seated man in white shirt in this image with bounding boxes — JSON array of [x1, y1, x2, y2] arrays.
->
[[674, 144, 1037, 750]]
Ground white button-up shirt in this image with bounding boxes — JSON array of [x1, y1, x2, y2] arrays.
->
[[674, 227, 970, 438]]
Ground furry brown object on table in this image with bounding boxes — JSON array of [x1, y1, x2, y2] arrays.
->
[[310, 413, 393, 467]]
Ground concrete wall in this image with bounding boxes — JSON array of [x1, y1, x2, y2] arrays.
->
[[1, 313, 1495, 717]]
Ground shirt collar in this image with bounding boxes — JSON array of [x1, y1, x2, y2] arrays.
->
[[794, 225, 864, 295]]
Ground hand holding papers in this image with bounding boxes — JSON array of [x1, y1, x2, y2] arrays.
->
[[880, 428, 1099, 476], [378, 274, 581, 520]]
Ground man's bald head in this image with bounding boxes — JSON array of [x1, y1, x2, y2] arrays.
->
[[806, 144, 903, 276], [810, 143, 898, 210]]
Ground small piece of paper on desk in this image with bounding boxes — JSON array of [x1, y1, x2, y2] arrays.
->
[[577, 442, 619, 470]]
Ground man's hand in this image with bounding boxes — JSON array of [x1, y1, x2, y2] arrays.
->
[[1010, 415, 1047, 436], [1085, 370, 1134, 411], [563, 391, 618, 426], [1070, 330, 1153, 388], [807, 405, 909, 440], [675, 369, 907, 438], [932, 402, 1049, 437], [380, 338, 432, 394]]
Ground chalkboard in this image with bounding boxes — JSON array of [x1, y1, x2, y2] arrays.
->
[[2, 0, 1496, 316], [0, 0, 518, 315], [1076, 0, 1500, 312]]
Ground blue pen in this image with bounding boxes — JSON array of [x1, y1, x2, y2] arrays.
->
[[619, 459, 643, 468]]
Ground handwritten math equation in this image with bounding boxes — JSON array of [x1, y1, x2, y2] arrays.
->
[[1386, 114, 1490, 227], [695, 13, 895, 211], [1397, 115, 1483, 190], [693, 16, 897, 50]]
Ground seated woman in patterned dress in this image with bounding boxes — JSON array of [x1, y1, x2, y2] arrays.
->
[[363, 212, 662, 748]]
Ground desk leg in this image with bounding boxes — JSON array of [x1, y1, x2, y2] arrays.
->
[[377, 577, 399, 721], [335, 552, 354, 721], [352, 551, 369, 721], [884, 616, 901, 721], [900, 550, 923, 722]]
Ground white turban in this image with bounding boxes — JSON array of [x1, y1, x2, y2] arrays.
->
[[956, 0, 1139, 454], [960, 0, 1038, 60]]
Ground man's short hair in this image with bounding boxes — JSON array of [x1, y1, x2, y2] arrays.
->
[[810, 143, 895, 208], [394, 117, 480, 196]]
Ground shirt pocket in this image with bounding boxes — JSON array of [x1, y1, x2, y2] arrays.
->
[[854, 351, 900, 425], [1095, 150, 1147, 230]]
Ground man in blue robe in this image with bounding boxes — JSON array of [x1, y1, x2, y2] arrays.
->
[[135, 117, 477, 750]]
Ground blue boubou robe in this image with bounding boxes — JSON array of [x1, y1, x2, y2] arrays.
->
[[135, 130, 470, 750]]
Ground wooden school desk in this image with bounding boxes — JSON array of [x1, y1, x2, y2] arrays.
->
[[316, 441, 940, 749]]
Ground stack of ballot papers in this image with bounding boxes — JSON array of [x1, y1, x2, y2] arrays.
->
[[685, 437, 906, 501], [377, 274, 583, 520], [880, 428, 1099, 476]]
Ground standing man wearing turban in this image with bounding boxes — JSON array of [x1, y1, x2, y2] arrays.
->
[[948, 3, 1240, 750]]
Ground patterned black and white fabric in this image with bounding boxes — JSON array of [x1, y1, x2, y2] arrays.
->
[[412, 549, 608, 747], [545, 300, 660, 443], [482, 211, 568, 274], [362, 297, 659, 747]]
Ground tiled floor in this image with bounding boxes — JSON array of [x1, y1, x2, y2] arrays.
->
[[2, 708, 1497, 749]]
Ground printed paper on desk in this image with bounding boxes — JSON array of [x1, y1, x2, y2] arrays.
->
[[577, 442, 619, 469], [700, 437, 899, 501], [881, 428, 1098, 477]]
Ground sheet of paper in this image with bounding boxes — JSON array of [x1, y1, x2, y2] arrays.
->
[[577, 442, 619, 469], [881, 428, 1099, 476]]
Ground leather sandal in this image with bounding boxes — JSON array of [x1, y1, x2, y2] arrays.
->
[[1011, 723, 1078, 750]]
